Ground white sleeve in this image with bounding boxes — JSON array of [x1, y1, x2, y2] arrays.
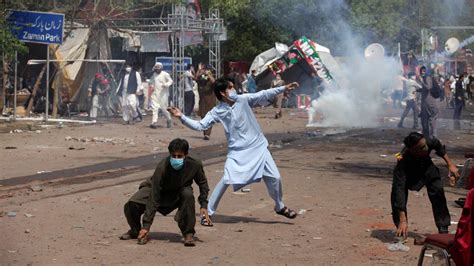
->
[[136, 72, 142, 87], [246, 86, 286, 107], [180, 110, 217, 131]]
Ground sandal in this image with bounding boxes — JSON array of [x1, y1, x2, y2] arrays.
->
[[183, 234, 195, 247], [276, 206, 297, 219], [200, 215, 213, 227]]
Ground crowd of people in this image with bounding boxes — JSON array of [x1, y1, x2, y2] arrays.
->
[[395, 67, 473, 138]]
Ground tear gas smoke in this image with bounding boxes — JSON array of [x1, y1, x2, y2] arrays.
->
[[308, 55, 401, 127]]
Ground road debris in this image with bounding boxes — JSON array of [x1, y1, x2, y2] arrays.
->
[[28, 185, 44, 192], [386, 241, 410, 252]]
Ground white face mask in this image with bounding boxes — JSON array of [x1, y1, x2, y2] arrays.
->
[[125, 67, 132, 73]]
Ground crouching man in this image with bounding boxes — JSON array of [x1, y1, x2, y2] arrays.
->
[[391, 132, 459, 239], [120, 138, 212, 246]]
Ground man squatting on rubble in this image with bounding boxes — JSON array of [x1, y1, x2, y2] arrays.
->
[[391, 132, 459, 238], [168, 78, 299, 226], [120, 138, 212, 246]]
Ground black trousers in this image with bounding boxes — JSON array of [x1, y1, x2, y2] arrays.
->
[[391, 165, 451, 229], [124, 186, 196, 236], [184, 91, 195, 116], [453, 99, 463, 120]]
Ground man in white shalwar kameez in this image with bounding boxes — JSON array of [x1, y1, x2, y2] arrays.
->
[[116, 64, 142, 124], [168, 78, 299, 225], [150, 62, 173, 129]]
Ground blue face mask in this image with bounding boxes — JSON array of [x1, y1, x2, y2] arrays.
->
[[228, 89, 238, 101], [170, 157, 184, 170]]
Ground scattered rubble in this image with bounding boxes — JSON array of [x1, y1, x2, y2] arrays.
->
[[28, 185, 44, 192], [65, 136, 136, 145]]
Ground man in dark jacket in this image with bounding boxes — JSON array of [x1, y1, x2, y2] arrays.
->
[[116, 64, 142, 124], [391, 132, 459, 238], [120, 138, 211, 246], [453, 73, 466, 120]]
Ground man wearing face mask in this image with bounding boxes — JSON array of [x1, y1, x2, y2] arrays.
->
[[168, 78, 300, 226], [391, 132, 459, 239], [150, 62, 173, 129], [116, 64, 142, 124], [120, 138, 211, 246]]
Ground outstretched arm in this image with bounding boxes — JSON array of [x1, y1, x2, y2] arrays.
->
[[247, 82, 299, 107], [442, 154, 459, 186], [431, 137, 459, 186], [168, 107, 217, 131]]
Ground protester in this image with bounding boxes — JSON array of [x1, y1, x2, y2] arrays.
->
[[397, 73, 421, 129], [150, 62, 173, 129], [195, 63, 216, 140], [227, 67, 243, 94], [270, 74, 286, 119], [453, 73, 466, 121], [443, 76, 453, 108], [391, 132, 459, 238], [120, 138, 211, 246], [247, 70, 257, 93], [116, 64, 142, 125], [417, 66, 439, 139], [168, 78, 299, 226], [392, 74, 404, 109], [468, 74, 473, 100], [183, 64, 195, 117]]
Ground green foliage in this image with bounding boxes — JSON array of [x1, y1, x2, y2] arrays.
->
[[0, 13, 28, 58]]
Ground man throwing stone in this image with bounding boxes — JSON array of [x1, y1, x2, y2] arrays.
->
[[168, 78, 299, 226]]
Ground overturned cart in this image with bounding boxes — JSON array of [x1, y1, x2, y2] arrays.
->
[[249, 36, 343, 101]]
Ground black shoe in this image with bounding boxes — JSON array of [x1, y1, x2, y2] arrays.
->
[[150, 124, 158, 129], [438, 226, 449, 234], [455, 197, 466, 208], [119, 230, 138, 240]]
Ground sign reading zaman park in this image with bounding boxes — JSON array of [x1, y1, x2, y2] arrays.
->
[[6, 10, 64, 45]]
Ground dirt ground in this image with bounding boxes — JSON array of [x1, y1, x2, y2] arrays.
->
[[1, 103, 473, 265]]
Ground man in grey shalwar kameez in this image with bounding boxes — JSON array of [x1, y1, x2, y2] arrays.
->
[[168, 78, 299, 225], [417, 66, 439, 139]]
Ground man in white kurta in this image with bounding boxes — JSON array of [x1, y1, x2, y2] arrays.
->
[[168, 78, 299, 223], [150, 62, 173, 129]]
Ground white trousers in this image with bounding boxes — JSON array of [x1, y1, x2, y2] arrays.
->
[[207, 176, 285, 216], [150, 92, 171, 123], [121, 93, 138, 122], [90, 95, 99, 118]]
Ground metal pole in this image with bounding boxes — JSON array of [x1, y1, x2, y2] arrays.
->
[[2, 52, 5, 115], [13, 50, 17, 121], [45, 45, 49, 122]]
